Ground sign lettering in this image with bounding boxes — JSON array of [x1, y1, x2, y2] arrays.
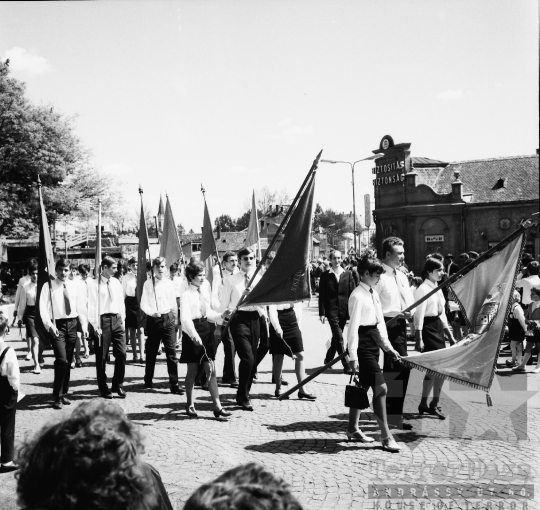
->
[[425, 235, 444, 242]]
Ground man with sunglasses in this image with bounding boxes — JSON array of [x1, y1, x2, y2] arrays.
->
[[219, 247, 266, 411]]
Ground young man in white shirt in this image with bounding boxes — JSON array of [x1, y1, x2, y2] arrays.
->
[[87, 256, 127, 399], [39, 258, 88, 409], [141, 257, 183, 394], [375, 237, 415, 430]]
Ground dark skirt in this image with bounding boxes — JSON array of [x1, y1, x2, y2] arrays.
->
[[23, 305, 38, 338], [179, 319, 215, 363], [269, 308, 304, 356], [356, 326, 383, 389], [422, 316, 446, 352], [125, 296, 140, 329]]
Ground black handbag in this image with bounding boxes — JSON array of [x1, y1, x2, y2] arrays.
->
[[344, 373, 370, 410]]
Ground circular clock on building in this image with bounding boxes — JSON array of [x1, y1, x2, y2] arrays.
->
[[379, 135, 394, 151], [499, 218, 511, 230]]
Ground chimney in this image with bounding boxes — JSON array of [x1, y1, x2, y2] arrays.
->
[[216, 225, 221, 239], [452, 172, 463, 201]]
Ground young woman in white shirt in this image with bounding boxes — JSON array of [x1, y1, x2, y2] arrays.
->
[[414, 257, 455, 419], [17, 262, 40, 373], [180, 260, 232, 420]]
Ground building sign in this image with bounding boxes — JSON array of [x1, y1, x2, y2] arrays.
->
[[372, 159, 406, 186], [425, 235, 444, 242]]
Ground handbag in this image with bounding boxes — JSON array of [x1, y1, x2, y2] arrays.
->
[[344, 373, 370, 410]]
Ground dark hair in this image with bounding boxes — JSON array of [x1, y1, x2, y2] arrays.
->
[[357, 255, 384, 276], [101, 256, 117, 269], [527, 261, 540, 276], [223, 251, 236, 262], [0, 312, 8, 336], [16, 400, 156, 510], [55, 258, 70, 270], [152, 256, 166, 268], [78, 264, 90, 276], [429, 252, 444, 262], [28, 262, 38, 274], [522, 253, 533, 265], [413, 276, 423, 287], [237, 247, 254, 259], [422, 257, 444, 279], [468, 251, 479, 259], [349, 259, 357, 268], [459, 253, 469, 259], [128, 257, 137, 266], [531, 286, 540, 297], [27, 259, 38, 271], [184, 463, 303, 510], [381, 236, 403, 259], [170, 263, 178, 273], [185, 260, 205, 282]]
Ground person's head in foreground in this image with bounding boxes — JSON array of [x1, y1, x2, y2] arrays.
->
[[184, 463, 303, 510], [16, 400, 158, 510]]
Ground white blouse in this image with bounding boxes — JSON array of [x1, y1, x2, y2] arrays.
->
[[17, 281, 37, 318], [180, 285, 221, 341], [413, 279, 449, 331], [122, 272, 137, 298]]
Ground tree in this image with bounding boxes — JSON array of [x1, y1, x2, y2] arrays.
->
[[177, 223, 185, 236], [312, 205, 348, 237], [235, 210, 251, 231], [214, 214, 235, 232], [242, 186, 291, 217]]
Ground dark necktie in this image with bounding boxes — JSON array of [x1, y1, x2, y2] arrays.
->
[[244, 273, 250, 289], [106, 279, 114, 304], [393, 269, 406, 312], [369, 288, 379, 324], [63, 284, 72, 315], [197, 287, 207, 317]]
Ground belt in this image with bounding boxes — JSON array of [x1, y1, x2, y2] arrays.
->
[[56, 317, 77, 322], [193, 317, 207, 324], [385, 317, 406, 325], [150, 311, 172, 318], [101, 313, 119, 318]]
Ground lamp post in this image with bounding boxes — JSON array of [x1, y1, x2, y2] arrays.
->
[[321, 154, 383, 253], [63, 231, 68, 259]]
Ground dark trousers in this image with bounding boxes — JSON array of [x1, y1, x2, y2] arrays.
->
[[51, 318, 78, 398], [93, 314, 126, 393], [230, 311, 260, 403], [220, 325, 238, 383], [383, 318, 410, 423], [324, 315, 348, 367], [145, 313, 178, 388], [255, 315, 269, 373], [0, 378, 16, 464]]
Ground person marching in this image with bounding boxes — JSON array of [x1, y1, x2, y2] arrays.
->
[[180, 260, 232, 419], [346, 255, 402, 452], [12, 260, 36, 360], [73, 264, 91, 368], [17, 262, 40, 374], [269, 300, 315, 400], [219, 247, 266, 411], [87, 256, 127, 399], [123, 257, 144, 363], [375, 236, 416, 430], [39, 258, 87, 409], [141, 257, 183, 394], [414, 257, 456, 419], [506, 290, 526, 368]]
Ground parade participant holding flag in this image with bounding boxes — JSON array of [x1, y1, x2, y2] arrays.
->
[[180, 260, 232, 419], [39, 258, 88, 410], [87, 256, 127, 399], [141, 257, 183, 395], [414, 257, 455, 419], [346, 255, 402, 452]]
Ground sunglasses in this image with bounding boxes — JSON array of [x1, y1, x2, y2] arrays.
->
[[242, 256, 255, 261]]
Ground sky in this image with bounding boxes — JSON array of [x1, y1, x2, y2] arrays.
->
[[1, 0, 538, 233]]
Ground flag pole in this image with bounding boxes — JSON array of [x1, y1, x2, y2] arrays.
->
[[201, 184, 223, 279], [279, 213, 539, 400], [139, 186, 159, 309], [96, 198, 102, 347], [223, 150, 322, 334], [38, 175, 55, 325]]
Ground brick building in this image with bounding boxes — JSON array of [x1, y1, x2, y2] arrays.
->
[[372, 135, 539, 274]]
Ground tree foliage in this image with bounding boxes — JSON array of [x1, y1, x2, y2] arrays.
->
[[312, 203, 349, 235], [214, 214, 235, 232]]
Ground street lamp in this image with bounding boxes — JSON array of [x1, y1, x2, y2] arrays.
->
[[63, 231, 68, 259], [320, 154, 383, 253]]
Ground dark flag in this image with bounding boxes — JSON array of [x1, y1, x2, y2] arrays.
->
[[201, 200, 220, 288], [137, 201, 150, 306], [240, 172, 316, 307], [159, 195, 183, 266], [35, 177, 56, 346]]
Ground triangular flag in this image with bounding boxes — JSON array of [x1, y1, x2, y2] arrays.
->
[[240, 173, 315, 307], [403, 233, 524, 391], [201, 200, 218, 288], [137, 202, 150, 305], [159, 195, 183, 266], [94, 200, 102, 278], [35, 179, 56, 345], [244, 190, 261, 259]]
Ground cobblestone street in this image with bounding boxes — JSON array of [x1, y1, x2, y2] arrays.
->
[[1, 299, 539, 509]]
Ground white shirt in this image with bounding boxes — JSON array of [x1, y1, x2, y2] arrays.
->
[[516, 275, 540, 305], [413, 279, 449, 331], [510, 302, 527, 331], [268, 302, 303, 336], [17, 280, 37, 318], [13, 275, 31, 312], [39, 278, 87, 331], [211, 267, 238, 311], [180, 285, 221, 341], [375, 263, 415, 317], [122, 272, 137, 298], [329, 265, 344, 283], [173, 275, 185, 299], [219, 270, 266, 316], [140, 278, 177, 317], [0, 344, 20, 391], [347, 282, 391, 361], [87, 276, 126, 329]]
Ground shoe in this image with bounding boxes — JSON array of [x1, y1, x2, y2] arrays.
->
[[32, 366, 41, 374], [170, 385, 185, 395], [533, 368, 540, 373], [132, 356, 138, 363], [418, 404, 446, 420], [83, 353, 90, 359], [61, 396, 72, 406], [513, 365, 526, 372], [230, 382, 239, 388], [112, 387, 127, 398], [213, 408, 232, 420], [38, 356, 45, 364], [346, 430, 375, 443], [71, 361, 76, 369], [236, 399, 254, 411], [101, 391, 113, 399], [186, 405, 198, 418], [274, 388, 281, 398], [253, 373, 258, 380], [505, 359, 515, 368], [52, 399, 63, 410], [144, 381, 154, 389], [0, 462, 19, 473], [140, 357, 145, 363], [75, 359, 83, 368], [25, 353, 32, 361], [298, 391, 316, 400], [381, 437, 402, 453]]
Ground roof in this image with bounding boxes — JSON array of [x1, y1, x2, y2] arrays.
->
[[411, 157, 449, 167], [157, 195, 164, 215], [414, 155, 539, 203], [179, 231, 269, 252]]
